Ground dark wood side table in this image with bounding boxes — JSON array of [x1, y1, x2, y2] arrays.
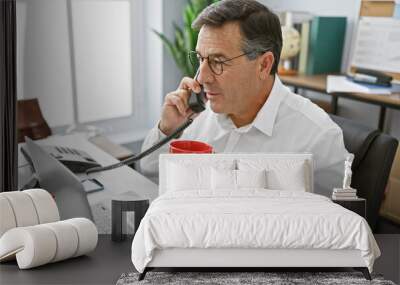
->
[[112, 192, 149, 242], [332, 198, 366, 218]]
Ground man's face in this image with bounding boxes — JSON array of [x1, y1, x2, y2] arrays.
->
[[196, 22, 262, 116]]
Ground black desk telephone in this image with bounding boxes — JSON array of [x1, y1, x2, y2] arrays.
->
[[21, 144, 100, 173]]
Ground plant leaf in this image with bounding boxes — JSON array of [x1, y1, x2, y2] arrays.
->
[[153, 0, 221, 77]]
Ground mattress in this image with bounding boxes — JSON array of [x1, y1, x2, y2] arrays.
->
[[131, 190, 380, 273]]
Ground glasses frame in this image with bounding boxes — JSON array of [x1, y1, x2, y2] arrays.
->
[[188, 50, 256, 75]]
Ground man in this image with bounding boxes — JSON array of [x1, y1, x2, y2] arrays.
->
[[140, 0, 349, 197]]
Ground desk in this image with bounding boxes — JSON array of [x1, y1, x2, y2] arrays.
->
[[40, 133, 158, 201], [88, 135, 134, 161], [280, 74, 400, 131], [19, 133, 159, 233], [0, 235, 398, 284]]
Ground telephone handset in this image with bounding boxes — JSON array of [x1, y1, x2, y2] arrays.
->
[[86, 69, 206, 175], [187, 68, 206, 113]]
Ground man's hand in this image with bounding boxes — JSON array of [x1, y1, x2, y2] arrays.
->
[[159, 77, 202, 136]]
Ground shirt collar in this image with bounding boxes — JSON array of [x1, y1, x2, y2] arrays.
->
[[252, 75, 287, 136], [216, 75, 287, 136]]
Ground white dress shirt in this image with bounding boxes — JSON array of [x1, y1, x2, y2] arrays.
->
[[140, 76, 349, 197]]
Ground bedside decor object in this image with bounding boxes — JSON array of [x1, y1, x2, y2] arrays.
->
[[112, 192, 149, 242], [0, 189, 98, 269], [332, 154, 358, 200], [343, 154, 354, 189]]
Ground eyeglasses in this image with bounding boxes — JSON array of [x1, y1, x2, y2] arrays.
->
[[188, 51, 255, 75]]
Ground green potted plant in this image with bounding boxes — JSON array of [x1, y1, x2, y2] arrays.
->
[[154, 0, 219, 77]]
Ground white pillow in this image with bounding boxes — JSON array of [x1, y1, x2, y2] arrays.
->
[[167, 162, 209, 191], [267, 166, 306, 191], [238, 159, 308, 192], [211, 169, 268, 190], [236, 169, 267, 189], [211, 168, 236, 190], [167, 160, 235, 191]]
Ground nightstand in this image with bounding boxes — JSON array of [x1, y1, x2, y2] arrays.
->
[[332, 198, 366, 218]]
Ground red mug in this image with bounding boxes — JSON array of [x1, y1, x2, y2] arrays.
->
[[169, 140, 213, 154]]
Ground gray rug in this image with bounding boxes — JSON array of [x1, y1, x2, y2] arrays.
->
[[116, 271, 396, 285]]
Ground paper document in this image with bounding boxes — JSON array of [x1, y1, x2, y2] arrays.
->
[[326, 76, 392, 95], [351, 17, 400, 74]]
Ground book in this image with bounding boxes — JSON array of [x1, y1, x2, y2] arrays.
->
[[306, 16, 347, 75], [332, 195, 359, 200], [298, 21, 310, 74], [333, 188, 357, 193], [332, 192, 358, 197]]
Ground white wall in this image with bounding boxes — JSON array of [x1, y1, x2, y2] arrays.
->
[[16, 0, 150, 144], [142, 0, 187, 129], [71, 0, 133, 123], [162, 0, 187, 97], [17, 0, 75, 127], [143, 0, 164, 128]]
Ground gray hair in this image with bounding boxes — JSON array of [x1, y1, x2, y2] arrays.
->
[[192, 0, 282, 74]]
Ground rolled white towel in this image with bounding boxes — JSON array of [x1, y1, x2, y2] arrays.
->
[[24, 189, 60, 224], [63, 218, 98, 257], [0, 191, 39, 228], [0, 196, 17, 237], [0, 218, 98, 269], [42, 221, 79, 262], [0, 225, 57, 267], [0, 189, 60, 238]]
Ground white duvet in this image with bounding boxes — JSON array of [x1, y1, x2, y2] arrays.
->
[[131, 190, 380, 273]]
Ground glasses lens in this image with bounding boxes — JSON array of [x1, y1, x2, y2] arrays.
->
[[188, 52, 200, 70], [208, 57, 223, 75], [188, 52, 223, 75]]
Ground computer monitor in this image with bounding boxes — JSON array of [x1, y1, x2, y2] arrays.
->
[[24, 137, 93, 220]]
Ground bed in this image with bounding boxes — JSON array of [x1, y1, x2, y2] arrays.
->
[[131, 153, 380, 281]]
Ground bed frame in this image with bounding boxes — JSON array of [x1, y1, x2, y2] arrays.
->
[[138, 154, 372, 281], [139, 248, 371, 280]]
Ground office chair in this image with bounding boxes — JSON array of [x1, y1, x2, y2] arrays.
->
[[330, 114, 398, 231]]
